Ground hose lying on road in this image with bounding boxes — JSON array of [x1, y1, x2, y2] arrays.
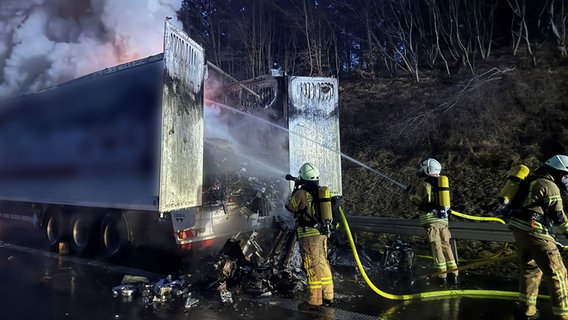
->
[[339, 207, 551, 301]]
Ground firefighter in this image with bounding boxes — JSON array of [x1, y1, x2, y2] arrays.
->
[[508, 154, 568, 320], [408, 158, 459, 286], [285, 162, 334, 308]]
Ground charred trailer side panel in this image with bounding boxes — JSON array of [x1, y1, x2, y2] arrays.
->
[[0, 56, 164, 209], [0, 21, 206, 256]]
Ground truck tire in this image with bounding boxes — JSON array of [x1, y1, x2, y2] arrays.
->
[[45, 211, 67, 251], [100, 213, 130, 257], [70, 214, 98, 256]]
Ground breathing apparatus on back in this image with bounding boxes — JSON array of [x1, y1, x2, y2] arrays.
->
[[419, 158, 451, 218], [496, 156, 568, 217], [286, 162, 336, 235], [436, 175, 451, 218], [496, 164, 530, 217]]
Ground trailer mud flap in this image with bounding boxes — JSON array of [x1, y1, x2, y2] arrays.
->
[[287, 77, 342, 196], [159, 21, 206, 212]]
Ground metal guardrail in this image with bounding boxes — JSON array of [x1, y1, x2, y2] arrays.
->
[[345, 216, 566, 243]]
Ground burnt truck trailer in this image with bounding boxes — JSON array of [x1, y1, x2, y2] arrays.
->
[[0, 21, 342, 258]]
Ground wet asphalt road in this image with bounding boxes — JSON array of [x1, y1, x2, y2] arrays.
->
[[0, 217, 557, 320]]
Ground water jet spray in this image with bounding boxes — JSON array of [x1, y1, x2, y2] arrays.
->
[[205, 98, 408, 191]]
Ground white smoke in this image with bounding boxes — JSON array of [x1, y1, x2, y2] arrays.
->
[[0, 0, 182, 98]]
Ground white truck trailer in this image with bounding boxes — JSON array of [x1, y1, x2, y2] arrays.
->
[[0, 21, 342, 258]]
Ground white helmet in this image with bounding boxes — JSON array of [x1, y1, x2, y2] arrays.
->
[[420, 158, 442, 177], [545, 155, 568, 173], [299, 162, 320, 181]]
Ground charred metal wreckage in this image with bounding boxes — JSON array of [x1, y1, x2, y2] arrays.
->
[[112, 217, 305, 310], [110, 220, 397, 313]]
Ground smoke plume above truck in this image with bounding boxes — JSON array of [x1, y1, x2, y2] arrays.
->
[[0, 0, 182, 97]]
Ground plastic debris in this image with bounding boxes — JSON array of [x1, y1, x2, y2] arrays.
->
[[112, 274, 151, 298], [218, 282, 233, 305], [184, 293, 199, 309], [112, 284, 139, 297]]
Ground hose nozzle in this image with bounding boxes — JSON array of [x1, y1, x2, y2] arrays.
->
[[285, 174, 299, 182], [285, 174, 300, 190]]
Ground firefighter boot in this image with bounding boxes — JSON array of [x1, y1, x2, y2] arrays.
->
[[298, 301, 321, 312], [448, 273, 459, 287], [322, 298, 334, 307], [437, 277, 447, 288], [525, 305, 540, 320]]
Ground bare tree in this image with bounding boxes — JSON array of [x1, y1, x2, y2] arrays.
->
[[428, 0, 452, 76], [178, 0, 563, 81], [507, 0, 535, 64], [179, 0, 232, 67], [279, 0, 337, 76], [387, 0, 424, 81], [231, 0, 275, 78], [388, 67, 514, 139], [441, 0, 499, 74], [542, 0, 568, 56], [472, 0, 498, 60]]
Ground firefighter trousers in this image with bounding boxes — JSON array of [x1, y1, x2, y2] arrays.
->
[[511, 228, 568, 319], [299, 234, 334, 306], [426, 222, 458, 279]]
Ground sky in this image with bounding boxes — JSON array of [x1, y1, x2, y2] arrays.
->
[[0, 0, 183, 98]]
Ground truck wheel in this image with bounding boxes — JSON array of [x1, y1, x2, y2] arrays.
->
[[70, 214, 98, 256], [100, 213, 129, 257], [45, 212, 66, 250]]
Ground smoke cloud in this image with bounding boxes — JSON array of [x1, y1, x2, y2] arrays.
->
[[203, 74, 289, 179], [0, 0, 182, 98]]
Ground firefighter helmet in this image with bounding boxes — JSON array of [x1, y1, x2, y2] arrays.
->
[[545, 155, 568, 173], [299, 162, 320, 181], [420, 158, 442, 177]]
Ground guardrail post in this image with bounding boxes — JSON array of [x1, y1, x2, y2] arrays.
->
[[451, 238, 459, 263]]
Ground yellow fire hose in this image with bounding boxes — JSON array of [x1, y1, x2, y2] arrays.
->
[[450, 210, 506, 225], [449, 210, 567, 258], [451, 210, 509, 263], [413, 210, 509, 263], [411, 253, 517, 285], [339, 207, 551, 301]]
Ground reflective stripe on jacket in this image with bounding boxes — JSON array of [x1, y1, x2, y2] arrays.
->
[[410, 178, 448, 226], [508, 172, 568, 237], [286, 189, 321, 238]]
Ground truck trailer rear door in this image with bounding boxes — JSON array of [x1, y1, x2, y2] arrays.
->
[[159, 21, 206, 212], [288, 77, 342, 196]]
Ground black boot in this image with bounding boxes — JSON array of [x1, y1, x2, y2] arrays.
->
[[449, 273, 459, 286], [437, 277, 447, 288], [298, 302, 321, 312]]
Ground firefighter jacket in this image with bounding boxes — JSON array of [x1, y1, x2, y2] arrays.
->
[[509, 171, 568, 239], [286, 188, 321, 239], [409, 176, 448, 226]]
